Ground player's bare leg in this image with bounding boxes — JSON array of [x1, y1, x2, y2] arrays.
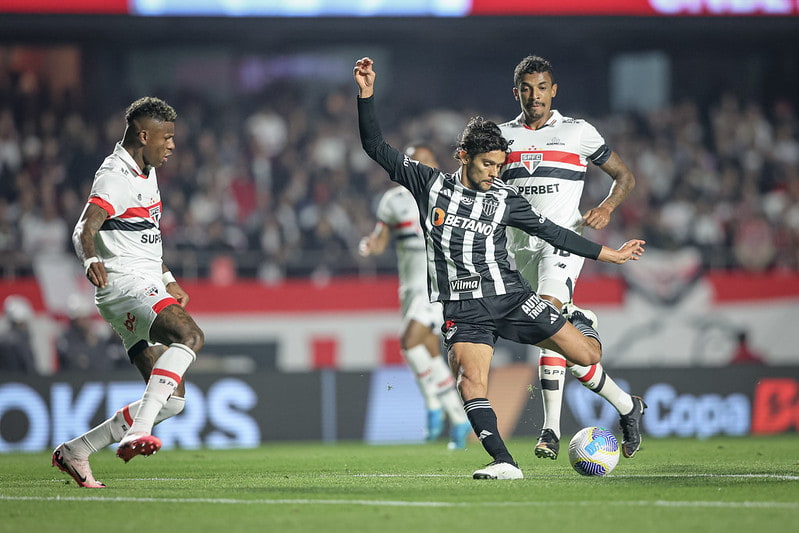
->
[[117, 304, 203, 462], [451, 342, 522, 479], [537, 318, 601, 368]]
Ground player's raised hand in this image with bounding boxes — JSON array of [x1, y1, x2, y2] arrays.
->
[[354, 57, 376, 97]]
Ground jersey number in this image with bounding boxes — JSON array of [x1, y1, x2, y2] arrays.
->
[[124, 312, 136, 332]]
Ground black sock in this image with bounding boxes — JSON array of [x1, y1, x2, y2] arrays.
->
[[463, 398, 515, 465]]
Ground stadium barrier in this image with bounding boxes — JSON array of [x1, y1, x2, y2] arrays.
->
[[2, 271, 799, 374], [1, 365, 797, 453]]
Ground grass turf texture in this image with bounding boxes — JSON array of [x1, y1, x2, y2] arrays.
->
[[2, 435, 797, 532]]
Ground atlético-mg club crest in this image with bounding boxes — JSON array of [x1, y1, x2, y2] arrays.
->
[[482, 196, 500, 217]]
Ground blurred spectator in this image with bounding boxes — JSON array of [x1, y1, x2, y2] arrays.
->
[[729, 330, 765, 365], [0, 295, 37, 374], [56, 295, 127, 372], [0, 51, 797, 279]]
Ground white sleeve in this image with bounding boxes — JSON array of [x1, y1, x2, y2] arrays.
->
[[375, 189, 400, 226], [579, 121, 607, 162], [89, 170, 129, 218]]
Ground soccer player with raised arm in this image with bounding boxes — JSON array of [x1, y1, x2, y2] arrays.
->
[[359, 144, 471, 449], [354, 57, 645, 479], [499, 55, 646, 461], [52, 97, 204, 488]]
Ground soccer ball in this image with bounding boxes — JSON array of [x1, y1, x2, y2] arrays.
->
[[568, 426, 620, 476]]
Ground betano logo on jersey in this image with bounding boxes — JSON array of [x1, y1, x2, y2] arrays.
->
[[521, 152, 543, 173], [431, 207, 494, 236]]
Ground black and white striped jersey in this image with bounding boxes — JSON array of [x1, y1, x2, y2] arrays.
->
[[359, 96, 601, 302]]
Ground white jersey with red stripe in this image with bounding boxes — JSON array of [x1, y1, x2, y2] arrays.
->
[[499, 110, 609, 235], [88, 142, 164, 281], [499, 110, 611, 302], [376, 185, 428, 298]]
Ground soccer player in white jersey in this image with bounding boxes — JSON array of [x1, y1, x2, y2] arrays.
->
[[52, 97, 204, 488], [359, 144, 471, 450], [499, 55, 646, 460]]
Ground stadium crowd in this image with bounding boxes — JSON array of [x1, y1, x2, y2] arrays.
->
[[1, 65, 797, 284]]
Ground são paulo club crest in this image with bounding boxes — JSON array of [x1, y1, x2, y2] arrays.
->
[[521, 152, 543, 173]]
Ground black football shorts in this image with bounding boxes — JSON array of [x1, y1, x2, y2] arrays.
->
[[441, 290, 566, 349]]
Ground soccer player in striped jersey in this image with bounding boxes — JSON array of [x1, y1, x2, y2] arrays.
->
[[354, 57, 645, 480], [499, 55, 646, 461], [52, 97, 204, 488], [359, 144, 471, 450]]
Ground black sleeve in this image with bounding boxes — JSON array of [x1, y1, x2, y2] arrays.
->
[[357, 96, 432, 197], [588, 144, 612, 165], [358, 95, 399, 171], [506, 195, 602, 260]]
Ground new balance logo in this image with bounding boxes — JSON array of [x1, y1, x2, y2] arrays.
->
[[478, 430, 493, 441]]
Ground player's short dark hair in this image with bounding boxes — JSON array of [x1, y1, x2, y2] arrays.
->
[[125, 97, 177, 125], [454, 117, 510, 159], [513, 55, 554, 87]]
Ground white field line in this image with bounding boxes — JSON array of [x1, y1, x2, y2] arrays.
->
[[46, 473, 799, 483], [1, 495, 797, 509], [350, 473, 799, 481]]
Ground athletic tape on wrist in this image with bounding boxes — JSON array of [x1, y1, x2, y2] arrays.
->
[[83, 257, 100, 273], [162, 271, 177, 285]]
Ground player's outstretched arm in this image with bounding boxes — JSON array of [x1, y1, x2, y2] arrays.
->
[[353, 57, 376, 98], [359, 223, 390, 257], [597, 239, 646, 264]]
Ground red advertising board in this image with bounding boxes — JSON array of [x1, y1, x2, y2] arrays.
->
[[2, 0, 797, 16], [0, 0, 129, 14], [471, 0, 799, 16]]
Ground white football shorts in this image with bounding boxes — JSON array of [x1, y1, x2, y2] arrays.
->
[[401, 290, 444, 331], [94, 272, 179, 351], [512, 236, 585, 306]]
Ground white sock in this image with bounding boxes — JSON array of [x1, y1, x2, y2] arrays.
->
[[402, 344, 443, 411], [428, 355, 468, 425], [68, 396, 186, 457], [538, 349, 567, 439], [126, 343, 195, 437], [570, 363, 634, 415]]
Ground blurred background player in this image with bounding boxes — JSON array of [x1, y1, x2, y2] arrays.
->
[[56, 294, 127, 372], [359, 144, 471, 449], [52, 96, 204, 488], [499, 54, 646, 460], [0, 295, 37, 374]]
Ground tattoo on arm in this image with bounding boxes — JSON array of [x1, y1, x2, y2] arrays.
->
[[74, 204, 107, 261]]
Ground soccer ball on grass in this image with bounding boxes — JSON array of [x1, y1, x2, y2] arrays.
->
[[568, 426, 620, 476]]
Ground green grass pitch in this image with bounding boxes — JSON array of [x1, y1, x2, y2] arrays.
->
[[2, 435, 797, 532]]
